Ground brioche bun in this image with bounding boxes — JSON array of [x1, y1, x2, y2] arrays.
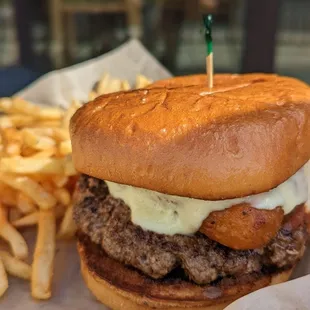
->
[[78, 235, 294, 310], [148, 73, 273, 89], [70, 73, 310, 200]]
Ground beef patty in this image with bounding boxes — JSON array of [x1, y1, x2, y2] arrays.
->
[[73, 174, 308, 285]]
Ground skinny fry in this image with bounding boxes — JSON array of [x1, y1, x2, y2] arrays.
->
[[96, 73, 110, 95], [0, 156, 64, 174], [12, 212, 39, 228], [54, 188, 71, 206], [62, 100, 82, 130], [136, 74, 152, 89], [0, 97, 12, 113], [0, 251, 31, 280], [0, 173, 57, 209], [88, 91, 98, 101], [121, 80, 131, 91], [1, 127, 22, 156], [58, 140, 72, 156], [13, 207, 64, 228], [0, 206, 28, 259], [10, 97, 64, 120], [52, 175, 68, 188], [0, 257, 8, 297], [27, 128, 69, 141], [57, 205, 76, 239], [63, 156, 77, 176], [22, 129, 56, 150], [16, 192, 36, 214], [0, 115, 34, 128], [35, 120, 61, 128], [31, 209, 56, 300], [31, 148, 56, 158], [0, 182, 17, 206]]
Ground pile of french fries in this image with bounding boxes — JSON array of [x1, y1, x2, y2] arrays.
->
[[0, 73, 152, 300], [88, 73, 152, 100]]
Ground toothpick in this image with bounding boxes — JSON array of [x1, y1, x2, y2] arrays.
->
[[203, 14, 213, 89]]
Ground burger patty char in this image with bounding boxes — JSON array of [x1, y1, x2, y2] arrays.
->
[[73, 174, 308, 285]]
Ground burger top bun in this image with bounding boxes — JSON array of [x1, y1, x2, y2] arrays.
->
[[70, 74, 310, 200]]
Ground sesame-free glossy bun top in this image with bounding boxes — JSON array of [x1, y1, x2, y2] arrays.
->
[[70, 73, 310, 200]]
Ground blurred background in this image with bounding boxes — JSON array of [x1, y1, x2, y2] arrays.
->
[[0, 0, 310, 96]]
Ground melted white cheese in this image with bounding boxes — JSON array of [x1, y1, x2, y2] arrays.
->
[[106, 164, 308, 235]]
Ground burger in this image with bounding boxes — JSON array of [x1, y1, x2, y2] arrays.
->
[[70, 73, 310, 309]]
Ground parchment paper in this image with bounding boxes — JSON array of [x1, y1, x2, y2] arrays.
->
[[3, 39, 309, 309]]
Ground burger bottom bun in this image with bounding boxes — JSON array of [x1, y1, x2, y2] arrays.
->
[[77, 238, 294, 310]]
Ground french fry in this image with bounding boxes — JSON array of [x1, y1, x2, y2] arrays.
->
[[0, 257, 8, 297], [27, 128, 54, 137], [1, 128, 21, 144], [41, 180, 54, 193], [0, 156, 64, 174], [96, 74, 125, 94], [16, 192, 36, 214], [58, 140, 72, 156], [0, 115, 35, 129], [57, 205, 76, 239], [96, 73, 110, 95], [10, 97, 64, 120], [0, 206, 28, 259], [35, 107, 64, 121], [107, 79, 122, 93], [21, 145, 37, 157], [52, 128, 70, 141], [0, 116, 14, 128], [13, 207, 64, 228], [27, 174, 51, 183], [10, 115, 35, 128], [54, 188, 71, 206], [1, 127, 22, 156], [0, 173, 57, 209], [31, 209, 56, 300], [31, 148, 56, 158], [22, 129, 56, 150], [6, 143, 21, 156], [62, 99, 82, 131], [0, 182, 17, 207], [121, 80, 131, 91], [12, 212, 39, 228], [0, 251, 31, 280], [27, 128, 69, 142], [0, 97, 12, 113], [136, 74, 152, 89], [35, 120, 62, 128], [10, 97, 40, 115], [52, 175, 68, 188], [64, 158, 77, 176], [88, 91, 98, 101]]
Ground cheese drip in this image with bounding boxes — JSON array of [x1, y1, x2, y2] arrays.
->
[[106, 164, 308, 235]]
